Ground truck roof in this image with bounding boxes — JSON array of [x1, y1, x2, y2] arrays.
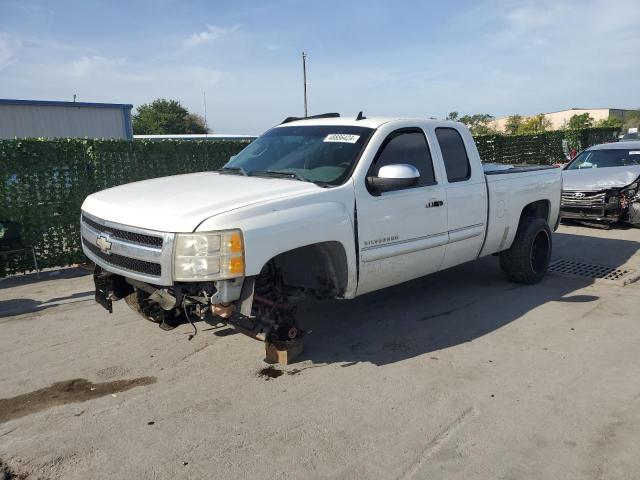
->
[[274, 116, 452, 130]]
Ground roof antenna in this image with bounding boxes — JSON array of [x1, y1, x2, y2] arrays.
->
[[356, 111, 366, 121]]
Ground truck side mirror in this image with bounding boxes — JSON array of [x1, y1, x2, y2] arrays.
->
[[367, 164, 420, 194]]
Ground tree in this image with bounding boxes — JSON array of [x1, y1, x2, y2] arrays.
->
[[446, 111, 459, 121], [594, 117, 623, 128], [184, 113, 208, 132], [567, 113, 594, 129], [133, 98, 208, 135], [518, 114, 551, 134], [622, 110, 640, 132], [504, 115, 523, 135], [458, 113, 496, 135]]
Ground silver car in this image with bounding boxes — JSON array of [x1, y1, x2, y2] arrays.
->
[[561, 141, 640, 228]]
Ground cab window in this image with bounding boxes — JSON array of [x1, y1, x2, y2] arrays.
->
[[371, 130, 436, 188], [435, 127, 471, 182]]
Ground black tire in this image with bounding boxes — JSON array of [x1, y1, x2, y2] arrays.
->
[[124, 289, 159, 323], [500, 217, 552, 284]]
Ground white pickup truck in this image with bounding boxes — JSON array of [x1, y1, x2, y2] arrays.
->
[[81, 114, 561, 341]]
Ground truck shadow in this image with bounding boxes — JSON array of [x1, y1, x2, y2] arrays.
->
[[0, 291, 94, 318], [296, 232, 639, 366], [0, 266, 91, 290]]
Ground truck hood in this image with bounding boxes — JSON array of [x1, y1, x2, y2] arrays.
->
[[81, 172, 320, 232], [562, 166, 640, 192]]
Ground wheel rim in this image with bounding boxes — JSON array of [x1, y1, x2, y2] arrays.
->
[[530, 230, 550, 274]]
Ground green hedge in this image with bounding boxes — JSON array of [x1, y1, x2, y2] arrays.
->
[[0, 127, 621, 276], [474, 127, 619, 165], [0, 139, 248, 276]]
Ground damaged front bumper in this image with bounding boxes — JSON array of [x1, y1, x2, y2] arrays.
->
[[560, 187, 640, 224], [92, 267, 298, 343], [560, 190, 622, 223], [93, 265, 245, 314]]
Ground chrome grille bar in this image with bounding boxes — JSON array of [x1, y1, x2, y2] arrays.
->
[[80, 211, 175, 285]]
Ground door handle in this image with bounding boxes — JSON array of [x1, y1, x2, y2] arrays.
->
[[426, 200, 444, 208]]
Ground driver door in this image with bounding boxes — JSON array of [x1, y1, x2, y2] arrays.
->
[[356, 128, 448, 295]]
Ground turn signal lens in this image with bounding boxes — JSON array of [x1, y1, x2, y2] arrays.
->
[[222, 256, 245, 276], [221, 231, 243, 255]]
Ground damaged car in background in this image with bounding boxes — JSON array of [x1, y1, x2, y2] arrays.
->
[[561, 141, 640, 229]]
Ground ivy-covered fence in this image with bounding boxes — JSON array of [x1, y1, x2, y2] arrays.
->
[[0, 127, 621, 277], [474, 127, 619, 165], [0, 139, 248, 276]]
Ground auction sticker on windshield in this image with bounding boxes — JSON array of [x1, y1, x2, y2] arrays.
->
[[324, 134, 360, 143]]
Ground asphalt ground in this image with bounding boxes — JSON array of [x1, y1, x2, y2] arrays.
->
[[1, 223, 639, 479]]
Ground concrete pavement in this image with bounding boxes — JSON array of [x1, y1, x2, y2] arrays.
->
[[1, 224, 639, 479]]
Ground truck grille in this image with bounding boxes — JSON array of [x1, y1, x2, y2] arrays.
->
[[81, 214, 163, 248], [82, 237, 162, 277], [80, 211, 174, 285]]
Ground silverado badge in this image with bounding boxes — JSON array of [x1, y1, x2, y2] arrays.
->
[[96, 235, 112, 254]]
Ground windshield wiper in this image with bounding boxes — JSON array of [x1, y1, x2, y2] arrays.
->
[[252, 170, 310, 182], [218, 166, 249, 176]]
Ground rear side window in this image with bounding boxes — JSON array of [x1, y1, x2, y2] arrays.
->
[[373, 130, 436, 186], [435, 128, 471, 182]]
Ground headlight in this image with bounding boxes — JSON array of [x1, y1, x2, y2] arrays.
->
[[173, 229, 244, 281]]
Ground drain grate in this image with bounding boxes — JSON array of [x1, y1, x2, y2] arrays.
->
[[548, 259, 632, 280]]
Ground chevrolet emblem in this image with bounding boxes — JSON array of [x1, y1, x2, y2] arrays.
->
[[96, 235, 112, 254], [574, 192, 586, 198]]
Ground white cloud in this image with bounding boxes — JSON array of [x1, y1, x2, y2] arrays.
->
[[23, 36, 95, 53], [0, 33, 22, 71], [4, 52, 225, 113], [410, 0, 640, 117], [63, 55, 224, 99], [70, 56, 126, 78], [0, 32, 94, 71], [0, 1, 54, 16], [489, 0, 640, 60], [183, 24, 239, 50], [1, 1, 638, 133]]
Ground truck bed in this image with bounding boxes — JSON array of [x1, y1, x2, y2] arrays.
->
[[479, 165, 562, 257]]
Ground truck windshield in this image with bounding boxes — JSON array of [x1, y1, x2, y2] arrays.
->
[[223, 125, 374, 186], [566, 149, 640, 170]]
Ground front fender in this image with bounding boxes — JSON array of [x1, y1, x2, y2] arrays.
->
[[197, 202, 358, 298]]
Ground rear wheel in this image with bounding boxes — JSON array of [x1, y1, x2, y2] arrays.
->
[[500, 217, 552, 284]]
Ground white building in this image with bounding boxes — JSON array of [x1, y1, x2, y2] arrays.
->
[[0, 99, 133, 140], [491, 108, 639, 132]]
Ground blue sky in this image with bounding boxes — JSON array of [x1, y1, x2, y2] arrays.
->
[[1, 0, 639, 134]]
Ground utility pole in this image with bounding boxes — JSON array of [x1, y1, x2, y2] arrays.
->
[[302, 52, 308, 117], [203, 91, 208, 132]]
